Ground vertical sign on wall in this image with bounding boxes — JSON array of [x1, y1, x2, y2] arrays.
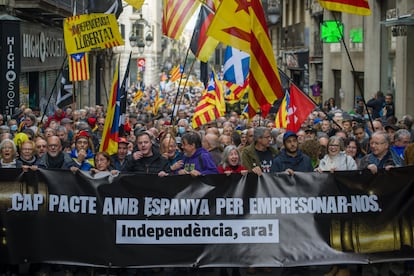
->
[[0, 18, 21, 118]]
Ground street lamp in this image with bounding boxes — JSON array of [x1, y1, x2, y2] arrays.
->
[[129, 14, 153, 53]]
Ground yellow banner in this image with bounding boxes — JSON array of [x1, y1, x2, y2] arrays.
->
[[64, 13, 124, 55]]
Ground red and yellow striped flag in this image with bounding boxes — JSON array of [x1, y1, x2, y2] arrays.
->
[[207, 0, 283, 118], [318, 0, 371, 16], [68, 53, 90, 81], [192, 70, 225, 129], [162, 0, 200, 40]]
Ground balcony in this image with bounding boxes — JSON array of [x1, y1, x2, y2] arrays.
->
[[11, 0, 86, 26], [263, 0, 281, 25]]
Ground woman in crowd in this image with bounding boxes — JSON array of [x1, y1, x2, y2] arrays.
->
[[217, 145, 248, 175], [18, 140, 38, 170], [317, 136, 357, 172], [344, 137, 363, 168], [160, 134, 183, 174], [0, 139, 22, 168], [90, 151, 119, 177]]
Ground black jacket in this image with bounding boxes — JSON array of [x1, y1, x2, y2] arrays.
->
[[123, 150, 170, 174], [271, 149, 313, 173]]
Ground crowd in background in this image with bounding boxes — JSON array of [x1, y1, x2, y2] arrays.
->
[[1, 89, 414, 275]]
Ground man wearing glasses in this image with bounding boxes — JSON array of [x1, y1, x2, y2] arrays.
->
[[241, 127, 279, 176], [37, 136, 77, 169], [359, 131, 403, 174]]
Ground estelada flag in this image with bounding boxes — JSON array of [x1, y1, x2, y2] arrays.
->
[[100, 58, 120, 155], [68, 52, 90, 82], [207, 0, 283, 118], [318, 0, 371, 16]]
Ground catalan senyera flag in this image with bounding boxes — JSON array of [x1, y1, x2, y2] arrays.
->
[[318, 0, 371, 16], [100, 58, 120, 155], [207, 0, 283, 118], [192, 70, 225, 129], [189, 0, 220, 62], [169, 65, 183, 82], [68, 52, 90, 81], [162, 0, 200, 40]]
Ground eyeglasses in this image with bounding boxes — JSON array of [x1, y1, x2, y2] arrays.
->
[[98, 123, 105, 126], [329, 144, 340, 147], [37, 145, 47, 148]]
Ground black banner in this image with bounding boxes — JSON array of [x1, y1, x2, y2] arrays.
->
[[0, 19, 20, 118], [1, 167, 414, 267]]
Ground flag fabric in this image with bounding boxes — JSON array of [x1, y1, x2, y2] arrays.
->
[[318, 0, 371, 16], [207, 0, 283, 118], [206, 0, 250, 53], [189, 0, 219, 62], [192, 70, 225, 129], [56, 64, 74, 108], [100, 59, 121, 155], [133, 89, 144, 103], [87, 0, 123, 18], [118, 53, 131, 138], [169, 65, 183, 82], [162, 0, 200, 40], [224, 78, 249, 104], [275, 91, 290, 129], [223, 46, 250, 86], [124, 0, 145, 10], [241, 103, 249, 119], [279, 84, 316, 133], [68, 53, 90, 81], [152, 88, 166, 115]]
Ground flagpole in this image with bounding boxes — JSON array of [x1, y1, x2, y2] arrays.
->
[[331, 12, 374, 131], [176, 58, 197, 112], [278, 69, 342, 130], [169, 45, 192, 125], [39, 56, 68, 128]]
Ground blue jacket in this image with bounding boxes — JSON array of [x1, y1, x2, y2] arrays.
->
[[70, 148, 95, 171], [182, 147, 218, 175], [271, 149, 313, 173]]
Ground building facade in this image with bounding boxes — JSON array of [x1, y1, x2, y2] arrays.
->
[[274, 0, 414, 119]]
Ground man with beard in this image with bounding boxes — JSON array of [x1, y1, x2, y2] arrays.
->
[[124, 131, 170, 176], [37, 136, 77, 169], [271, 131, 313, 175]]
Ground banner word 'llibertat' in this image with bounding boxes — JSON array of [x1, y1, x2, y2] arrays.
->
[[63, 13, 124, 55]]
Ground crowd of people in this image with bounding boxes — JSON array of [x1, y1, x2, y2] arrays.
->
[[1, 89, 414, 275]]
